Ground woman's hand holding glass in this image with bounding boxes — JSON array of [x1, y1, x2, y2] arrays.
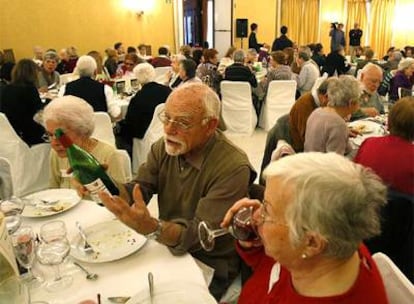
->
[[198, 198, 263, 252], [35, 220, 72, 292]]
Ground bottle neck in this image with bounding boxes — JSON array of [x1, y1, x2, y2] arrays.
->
[[55, 128, 73, 148]]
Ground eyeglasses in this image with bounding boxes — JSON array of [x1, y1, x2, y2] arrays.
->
[[157, 111, 209, 131], [42, 132, 56, 143], [257, 200, 279, 226]]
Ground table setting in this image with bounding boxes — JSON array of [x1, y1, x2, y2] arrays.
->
[[0, 188, 216, 304], [348, 115, 388, 148]]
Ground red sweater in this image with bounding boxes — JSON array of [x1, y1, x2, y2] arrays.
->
[[354, 135, 414, 196], [237, 244, 388, 304]]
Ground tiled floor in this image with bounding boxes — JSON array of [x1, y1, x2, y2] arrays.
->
[[148, 128, 268, 217]]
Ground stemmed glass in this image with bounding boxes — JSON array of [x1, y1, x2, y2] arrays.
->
[[11, 226, 43, 288], [36, 221, 73, 292], [0, 197, 25, 234], [198, 207, 259, 252]]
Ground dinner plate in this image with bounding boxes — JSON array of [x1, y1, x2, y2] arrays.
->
[[349, 123, 375, 134], [71, 220, 146, 263], [22, 189, 81, 218], [125, 281, 216, 304]]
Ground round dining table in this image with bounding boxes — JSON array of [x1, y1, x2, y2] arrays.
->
[[22, 192, 215, 304]]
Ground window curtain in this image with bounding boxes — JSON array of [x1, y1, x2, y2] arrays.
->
[[346, 0, 368, 47], [281, 0, 320, 46], [300, 0, 319, 45], [281, 0, 302, 45], [369, 0, 395, 58]]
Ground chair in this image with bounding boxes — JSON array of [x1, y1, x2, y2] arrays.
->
[[220, 81, 257, 136], [92, 112, 116, 146], [59, 73, 79, 86], [154, 66, 171, 84], [0, 113, 50, 196], [115, 149, 132, 182], [132, 103, 165, 174], [310, 73, 328, 95], [0, 157, 13, 199], [372, 252, 414, 303], [258, 80, 296, 131], [365, 193, 414, 283]]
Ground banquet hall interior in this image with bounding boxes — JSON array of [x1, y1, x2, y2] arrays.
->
[[0, 0, 413, 303]]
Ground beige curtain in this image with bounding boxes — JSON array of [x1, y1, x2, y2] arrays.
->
[[281, 0, 302, 45], [346, 0, 368, 47], [282, 0, 319, 46], [369, 0, 395, 58], [300, 0, 319, 45]]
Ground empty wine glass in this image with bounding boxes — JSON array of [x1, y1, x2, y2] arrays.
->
[[36, 221, 72, 292], [0, 197, 25, 234], [0, 275, 30, 304], [11, 226, 43, 288], [198, 207, 259, 252]]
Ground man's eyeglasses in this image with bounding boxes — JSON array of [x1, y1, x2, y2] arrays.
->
[[157, 111, 209, 131]]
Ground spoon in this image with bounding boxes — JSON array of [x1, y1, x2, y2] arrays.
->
[[73, 261, 98, 281]]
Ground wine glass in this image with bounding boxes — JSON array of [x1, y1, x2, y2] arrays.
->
[[198, 207, 259, 252], [0, 197, 25, 234], [36, 221, 73, 292], [0, 275, 30, 304], [11, 226, 43, 288]]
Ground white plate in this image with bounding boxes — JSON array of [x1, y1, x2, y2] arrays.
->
[[71, 220, 146, 263], [349, 123, 374, 134], [126, 281, 216, 304], [22, 189, 81, 218]]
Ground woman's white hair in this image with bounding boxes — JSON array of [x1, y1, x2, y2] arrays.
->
[[398, 57, 414, 71], [327, 75, 361, 107], [74, 55, 97, 77], [263, 152, 387, 259], [42, 95, 95, 137], [133, 63, 155, 84]]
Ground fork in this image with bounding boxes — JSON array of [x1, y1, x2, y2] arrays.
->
[[76, 221, 94, 254]]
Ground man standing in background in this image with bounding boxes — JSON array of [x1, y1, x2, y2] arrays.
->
[[349, 23, 363, 59]]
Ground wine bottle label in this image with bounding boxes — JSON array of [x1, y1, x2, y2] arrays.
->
[[84, 178, 111, 205]]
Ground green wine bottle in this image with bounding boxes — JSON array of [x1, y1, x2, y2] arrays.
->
[[54, 128, 119, 204]]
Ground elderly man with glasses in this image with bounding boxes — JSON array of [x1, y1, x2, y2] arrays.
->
[[98, 83, 256, 300]]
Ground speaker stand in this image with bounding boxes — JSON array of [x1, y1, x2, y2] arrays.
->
[[240, 38, 244, 49]]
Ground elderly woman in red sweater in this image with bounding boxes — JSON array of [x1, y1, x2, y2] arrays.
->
[[222, 152, 388, 304]]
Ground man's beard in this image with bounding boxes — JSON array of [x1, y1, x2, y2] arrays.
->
[[164, 136, 188, 156]]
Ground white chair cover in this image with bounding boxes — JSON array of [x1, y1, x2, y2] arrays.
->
[[0, 113, 50, 196], [259, 80, 296, 131], [132, 103, 165, 174], [311, 73, 328, 96], [372, 252, 414, 304], [59, 73, 79, 85], [115, 149, 132, 182], [91, 112, 116, 146], [220, 81, 257, 136], [0, 157, 13, 199], [154, 67, 171, 84]]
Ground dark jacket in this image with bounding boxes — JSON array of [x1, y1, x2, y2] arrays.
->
[[322, 52, 351, 76], [271, 35, 293, 51], [64, 77, 107, 112], [248, 32, 263, 53], [0, 84, 45, 146], [123, 82, 171, 139], [224, 63, 257, 88]]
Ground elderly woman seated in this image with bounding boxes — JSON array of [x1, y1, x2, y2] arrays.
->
[[304, 75, 360, 155], [177, 59, 201, 87], [355, 96, 414, 197], [389, 58, 414, 102], [222, 152, 388, 303], [42, 95, 129, 190], [37, 51, 60, 92]]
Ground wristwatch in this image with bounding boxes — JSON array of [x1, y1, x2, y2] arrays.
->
[[145, 218, 163, 240]]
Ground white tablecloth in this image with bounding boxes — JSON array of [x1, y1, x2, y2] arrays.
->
[[23, 198, 214, 304]]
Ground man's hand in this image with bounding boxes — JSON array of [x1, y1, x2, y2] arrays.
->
[[362, 107, 379, 117], [98, 184, 156, 235]]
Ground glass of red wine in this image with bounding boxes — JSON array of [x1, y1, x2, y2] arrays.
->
[[198, 206, 259, 252]]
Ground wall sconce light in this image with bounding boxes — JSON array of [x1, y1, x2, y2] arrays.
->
[[123, 0, 148, 16]]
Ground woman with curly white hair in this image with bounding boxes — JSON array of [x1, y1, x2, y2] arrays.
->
[[42, 95, 128, 190]]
